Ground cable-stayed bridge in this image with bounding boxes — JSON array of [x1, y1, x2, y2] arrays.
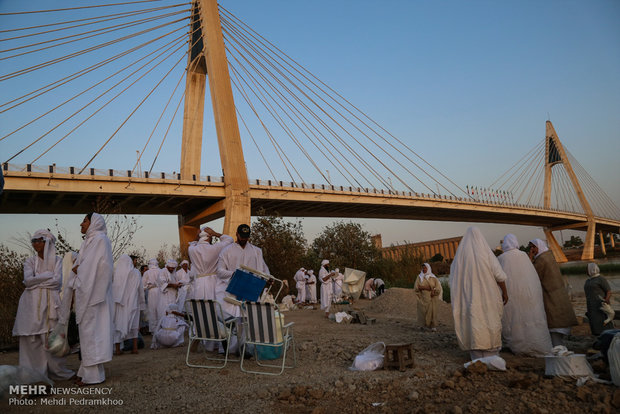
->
[[1, 0, 618, 262]]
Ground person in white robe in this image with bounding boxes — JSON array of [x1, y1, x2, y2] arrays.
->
[[72, 213, 114, 385], [187, 227, 234, 304], [363, 278, 376, 299], [12, 229, 74, 381], [151, 304, 188, 349], [306, 270, 317, 304], [111, 254, 146, 355], [157, 259, 181, 327], [216, 224, 269, 354], [449, 226, 508, 361], [142, 258, 161, 333], [319, 260, 335, 318], [498, 234, 552, 356], [332, 268, 345, 302], [175, 259, 191, 310], [294, 268, 307, 304]]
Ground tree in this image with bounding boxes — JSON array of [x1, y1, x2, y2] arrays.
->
[[310, 221, 380, 272], [0, 244, 28, 349], [250, 214, 307, 291]]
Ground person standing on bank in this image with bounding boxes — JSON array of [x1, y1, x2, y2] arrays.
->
[[12, 229, 75, 381], [584, 262, 614, 335], [528, 238, 578, 347], [414, 263, 441, 331], [72, 213, 114, 385]]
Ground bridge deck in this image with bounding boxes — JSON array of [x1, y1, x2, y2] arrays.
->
[[2, 169, 618, 233]]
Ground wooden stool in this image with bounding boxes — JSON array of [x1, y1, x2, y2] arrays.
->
[[384, 343, 415, 371]]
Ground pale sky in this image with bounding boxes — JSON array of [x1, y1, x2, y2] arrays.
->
[[1, 0, 618, 257]]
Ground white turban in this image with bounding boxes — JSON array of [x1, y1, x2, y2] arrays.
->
[[198, 230, 209, 241], [167, 303, 179, 313], [180, 260, 189, 266], [32, 229, 57, 273], [166, 259, 178, 268], [321, 259, 329, 266], [501, 234, 519, 252], [308, 270, 314, 275], [529, 238, 549, 258], [587, 263, 600, 278], [148, 258, 159, 269]]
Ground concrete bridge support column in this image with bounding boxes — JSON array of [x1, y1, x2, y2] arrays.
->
[[599, 231, 607, 256], [544, 228, 568, 263], [581, 221, 596, 260]]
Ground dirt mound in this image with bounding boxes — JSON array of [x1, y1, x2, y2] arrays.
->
[[359, 287, 454, 327]]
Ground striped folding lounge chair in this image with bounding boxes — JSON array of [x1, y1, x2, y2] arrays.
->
[[240, 301, 296, 375], [184, 299, 237, 369]]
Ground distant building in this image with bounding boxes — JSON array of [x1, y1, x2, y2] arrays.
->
[[372, 234, 462, 262]]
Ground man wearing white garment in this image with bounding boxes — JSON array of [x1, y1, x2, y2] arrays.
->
[[216, 224, 269, 354], [72, 212, 114, 386], [142, 258, 161, 334], [111, 254, 145, 356], [12, 229, 74, 381], [332, 268, 345, 302], [175, 259, 191, 309], [157, 259, 181, 327], [306, 270, 317, 304], [188, 227, 234, 303], [319, 260, 335, 318]]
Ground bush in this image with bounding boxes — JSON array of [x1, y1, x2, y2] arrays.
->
[[0, 244, 27, 350], [441, 280, 451, 303]]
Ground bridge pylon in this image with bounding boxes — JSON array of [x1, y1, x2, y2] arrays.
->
[[543, 120, 596, 261], [178, 0, 251, 251]]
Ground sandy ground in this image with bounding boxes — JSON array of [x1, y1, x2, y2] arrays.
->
[[1, 287, 619, 414]]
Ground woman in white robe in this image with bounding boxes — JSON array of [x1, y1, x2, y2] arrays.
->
[[175, 259, 191, 309], [112, 254, 145, 355], [449, 227, 508, 360], [294, 268, 307, 304], [157, 259, 181, 324], [72, 213, 114, 385], [332, 268, 345, 301], [12, 229, 74, 380], [142, 258, 161, 333], [498, 234, 552, 356]]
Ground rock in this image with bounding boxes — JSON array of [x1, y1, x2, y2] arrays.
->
[[612, 389, 620, 408], [576, 387, 590, 402], [408, 391, 419, 401], [309, 389, 324, 399], [465, 361, 487, 375], [334, 380, 344, 387], [452, 369, 463, 378], [452, 406, 463, 414], [293, 386, 307, 396], [278, 389, 292, 400], [442, 380, 455, 389]]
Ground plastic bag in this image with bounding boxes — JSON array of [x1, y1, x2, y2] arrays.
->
[[335, 312, 352, 323], [47, 322, 70, 357], [350, 342, 385, 371], [464, 355, 506, 371]]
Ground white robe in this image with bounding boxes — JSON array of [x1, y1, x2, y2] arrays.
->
[[112, 255, 145, 343], [13, 255, 73, 380], [157, 268, 178, 324], [73, 213, 114, 383], [332, 272, 344, 300], [175, 267, 191, 309], [450, 227, 507, 352], [306, 274, 317, 303], [151, 314, 187, 349], [319, 267, 333, 311], [188, 234, 234, 304], [294, 270, 307, 303], [216, 242, 269, 318], [498, 236, 552, 356], [142, 266, 161, 333]]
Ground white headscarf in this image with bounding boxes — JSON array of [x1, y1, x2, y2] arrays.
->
[[32, 228, 57, 273], [308, 269, 314, 275], [587, 263, 600, 278], [529, 238, 548, 258], [198, 229, 209, 242], [166, 259, 178, 269], [501, 234, 519, 252], [180, 260, 189, 267], [418, 262, 437, 282], [321, 259, 329, 266], [86, 213, 107, 238]]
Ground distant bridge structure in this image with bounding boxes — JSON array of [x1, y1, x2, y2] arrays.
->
[[0, 0, 618, 262]]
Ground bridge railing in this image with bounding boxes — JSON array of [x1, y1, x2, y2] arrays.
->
[[1, 162, 580, 216]]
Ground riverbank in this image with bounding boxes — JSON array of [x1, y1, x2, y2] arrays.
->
[[1, 287, 618, 414]]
